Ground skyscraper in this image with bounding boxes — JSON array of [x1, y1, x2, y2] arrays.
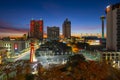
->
[[106, 3, 120, 51], [47, 26, 59, 40], [30, 19, 43, 40], [62, 18, 71, 38]]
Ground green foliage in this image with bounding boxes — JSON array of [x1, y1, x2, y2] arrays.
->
[[68, 54, 86, 63]]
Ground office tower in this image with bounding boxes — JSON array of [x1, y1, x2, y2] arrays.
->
[[100, 15, 105, 38], [62, 18, 71, 38], [30, 19, 43, 40], [106, 3, 120, 51], [47, 26, 59, 40]]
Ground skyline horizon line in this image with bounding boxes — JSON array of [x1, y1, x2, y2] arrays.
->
[[0, 17, 105, 37]]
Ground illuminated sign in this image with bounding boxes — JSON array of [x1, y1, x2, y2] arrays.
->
[[14, 43, 18, 50]]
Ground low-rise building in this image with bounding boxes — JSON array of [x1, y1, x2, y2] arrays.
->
[[0, 47, 8, 64], [0, 40, 30, 56], [100, 51, 120, 68]]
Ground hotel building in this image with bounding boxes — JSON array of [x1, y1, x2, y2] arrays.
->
[[106, 3, 120, 51], [30, 19, 43, 40]]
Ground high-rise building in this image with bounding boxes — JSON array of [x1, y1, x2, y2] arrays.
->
[[47, 26, 59, 40], [106, 3, 120, 51], [30, 19, 43, 40], [62, 18, 71, 38]]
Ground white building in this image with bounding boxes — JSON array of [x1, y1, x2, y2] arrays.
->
[[100, 51, 120, 68], [0, 40, 30, 56], [106, 3, 120, 51]]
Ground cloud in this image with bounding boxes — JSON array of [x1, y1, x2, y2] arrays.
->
[[0, 20, 28, 37]]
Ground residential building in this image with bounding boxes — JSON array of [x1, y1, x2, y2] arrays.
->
[[100, 51, 120, 68], [106, 3, 120, 51]]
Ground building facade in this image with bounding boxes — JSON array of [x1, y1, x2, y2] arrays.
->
[[106, 3, 120, 51], [0, 47, 7, 64], [100, 51, 120, 68], [47, 26, 59, 40], [62, 18, 71, 38], [0, 40, 30, 56], [30, 19, 43, 40]]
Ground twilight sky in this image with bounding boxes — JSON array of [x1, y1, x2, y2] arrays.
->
[[0, 0, 119, 37]]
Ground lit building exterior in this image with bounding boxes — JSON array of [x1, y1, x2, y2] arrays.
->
[[30, 42, 35, 63], [106, 3, 120, 51], [100, 51, 120, 68], [83, 36, 101, 45], [0, 47, 7, 64], [0, 40, 30, 56], [47, 26, 59, 40], [35, 47, 72, 65], [30, 19, 43, 40], [62, 18, 71, 38]]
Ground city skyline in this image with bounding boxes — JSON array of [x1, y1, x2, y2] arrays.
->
[[0, 0, 119, 37]]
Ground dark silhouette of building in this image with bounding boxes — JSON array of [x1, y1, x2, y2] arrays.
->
[[106, 3, 120, 51], [47, 26, 59, 40], [62, 18, 71, 38], [30, 19, 43, 40]]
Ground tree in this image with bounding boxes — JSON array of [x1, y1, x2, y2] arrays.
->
[[25, 73, 35, 80]]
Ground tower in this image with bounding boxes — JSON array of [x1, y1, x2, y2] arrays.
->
[[100, 15, 105, 39], [106, 3, 120, 51], [30, 19, 43, 40], [62, 18, 71, 38], [30, 40, 37, 63]]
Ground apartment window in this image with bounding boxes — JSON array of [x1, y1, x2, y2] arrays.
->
[[116, 54, 119, 56], [107, 54, 110, 56], [111, 54, 114, 56], [103, 54, 106, 56]]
